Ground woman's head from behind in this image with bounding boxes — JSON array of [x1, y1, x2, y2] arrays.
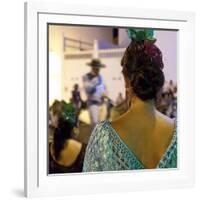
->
[[121, 29, 165, 103], [50, 100, 77, 160]]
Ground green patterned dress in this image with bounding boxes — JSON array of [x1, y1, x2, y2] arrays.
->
[[83, 120, 177, 172]]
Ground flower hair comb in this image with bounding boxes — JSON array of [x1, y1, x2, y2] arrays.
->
[[127, 28, 156, 44], [61, 101, 76, 124]]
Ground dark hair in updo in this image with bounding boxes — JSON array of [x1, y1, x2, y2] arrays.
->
[[121, 40, 165, 101]]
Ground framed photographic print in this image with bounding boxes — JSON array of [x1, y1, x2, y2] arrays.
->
[[24, 1, 195, 197]]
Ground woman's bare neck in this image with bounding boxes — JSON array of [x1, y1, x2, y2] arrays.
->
[[118, 97, 156, 126]]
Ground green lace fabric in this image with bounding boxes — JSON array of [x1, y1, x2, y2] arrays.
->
[[83, 120, 177, 172]]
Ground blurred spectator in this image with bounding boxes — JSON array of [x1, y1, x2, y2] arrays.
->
[[71, 83, 82, 116], [49, 100, 87, 173], [156, 81, 177, 119], [168, 80, 175, 93]]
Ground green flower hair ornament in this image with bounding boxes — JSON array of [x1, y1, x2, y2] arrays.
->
[[61, 102, 76, 124], [127, 28, 156, 44]]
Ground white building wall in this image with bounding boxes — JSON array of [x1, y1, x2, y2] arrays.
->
[[49, 25, 177, 104], [49, 25, 114, 104]]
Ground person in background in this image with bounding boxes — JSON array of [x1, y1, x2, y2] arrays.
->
[[49, 100, 87, 173], [155, 82, 177, 118], [83, 29, 177, 172], [83, 58, 107, 127], [173, 86, 177, 99], [71, 83, 82, 116], [168, 80, 175, 94]]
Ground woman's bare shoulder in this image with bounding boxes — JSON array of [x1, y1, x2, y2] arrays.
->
[[66, 139, 82, 148], [156, 111, 175, 133], [110, 117, 124, 132]]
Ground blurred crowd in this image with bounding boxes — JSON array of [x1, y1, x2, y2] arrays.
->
[[69, 79, 177, 123], [156, 80, 177, 119]]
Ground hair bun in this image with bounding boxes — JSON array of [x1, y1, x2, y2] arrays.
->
[[121, 40, 165, 101], [131, 66, 164, 100]]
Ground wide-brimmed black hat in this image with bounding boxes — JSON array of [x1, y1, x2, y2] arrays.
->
[[87, 58, 106, 68]]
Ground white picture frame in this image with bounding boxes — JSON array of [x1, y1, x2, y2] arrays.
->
[[24, 1, 195, 197]]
